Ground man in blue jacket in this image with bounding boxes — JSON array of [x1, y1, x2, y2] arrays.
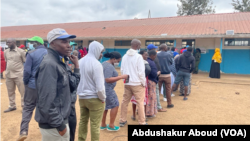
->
[[17, 36, 48, 141]]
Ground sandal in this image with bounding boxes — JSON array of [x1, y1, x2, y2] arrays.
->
[[131, 116, 136, 121], [158, 108, 167, 112], [146, 115, 156, 118]]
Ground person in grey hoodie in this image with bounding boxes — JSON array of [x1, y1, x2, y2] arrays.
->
[[77, 41, 105, 141]]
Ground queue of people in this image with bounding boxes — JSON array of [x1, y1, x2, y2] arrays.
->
[[0, 27, 224, 141]]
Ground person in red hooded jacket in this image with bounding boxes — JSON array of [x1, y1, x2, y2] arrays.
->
[[19, 44, 28, 53], [78, 46, 84, 58], [1, 46, 6, 79]]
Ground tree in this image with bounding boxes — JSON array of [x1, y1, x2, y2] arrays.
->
[[232, 0, 250, 12], [177, 0, 216, 16]]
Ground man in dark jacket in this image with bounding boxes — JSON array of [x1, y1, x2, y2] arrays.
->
[[157, 44, 174, 108], [171, 46, 195, 101], [17, 36, 47, 141], [66, 57, 80, 141], [35, 28, 77, 141], [147, 44, 166, 112]]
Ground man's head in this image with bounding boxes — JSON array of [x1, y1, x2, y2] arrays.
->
[[159, 44, 167, 51], [47, 28, 76, 57], [147, 44, 158, 51], [171, 47, 175, 51], [27, 36, 44, 48], [6, 38, 16, 49], [187, 46, 193, 52], [167, 47, 170, 51], [196, 48, 201, 53], [19, 44, 25, 50], [44, 43, 48, 48], [89, 41, 104, 60], [131, 39, 141, 50], [148, 50, 157, 60]]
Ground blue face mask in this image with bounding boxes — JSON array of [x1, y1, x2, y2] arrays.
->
[[137, 49, 140, 53], [29, 44, 34, 50]]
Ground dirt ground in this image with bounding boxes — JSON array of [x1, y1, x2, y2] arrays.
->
[[1, 70, 250, 141]]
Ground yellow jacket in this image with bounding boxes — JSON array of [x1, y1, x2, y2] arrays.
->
[[212, 48, 222, 63]]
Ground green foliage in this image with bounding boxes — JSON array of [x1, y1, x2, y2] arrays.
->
[[232, 0, 250, 12], [177, 0, 216, 16]]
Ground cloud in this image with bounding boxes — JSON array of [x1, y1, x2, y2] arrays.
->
[[1, 0, 234, 27]]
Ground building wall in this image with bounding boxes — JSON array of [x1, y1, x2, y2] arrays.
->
[[93, 38, 250, 74], [196, 38, 250, 74], [14, 37, 250, 74]]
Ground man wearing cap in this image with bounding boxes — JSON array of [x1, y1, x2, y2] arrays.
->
[[35, 28, 78, 141], [180, 45, 188, 54], [4, 38, 26, 113], [17, 36, 48, 141], [147, 44, 167, 112]]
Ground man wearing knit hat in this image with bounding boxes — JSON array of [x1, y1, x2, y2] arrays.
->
[[34, 28, 79, 141], [17, 36, 48, 141]]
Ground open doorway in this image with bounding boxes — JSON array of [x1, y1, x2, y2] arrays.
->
[[182, 39, 195, 48]]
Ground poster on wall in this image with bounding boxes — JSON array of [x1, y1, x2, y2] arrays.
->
[[1, 42, 7, 48], [199, 48, 207, 54]]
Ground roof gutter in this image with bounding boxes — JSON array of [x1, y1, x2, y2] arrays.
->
[[1, 34, 250, 41]]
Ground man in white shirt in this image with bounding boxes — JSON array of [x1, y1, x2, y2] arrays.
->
[[119, 39, 147, 126]]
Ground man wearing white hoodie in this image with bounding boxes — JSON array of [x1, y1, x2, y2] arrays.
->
[[119, 39, 147, 126], [77, 41, 106, 141]]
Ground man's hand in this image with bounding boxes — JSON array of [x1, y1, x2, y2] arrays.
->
[[157, 71, 161, 76], [69, 55, 79, 68], [58, 127, 67, 136], [120, 74, 129, 79]]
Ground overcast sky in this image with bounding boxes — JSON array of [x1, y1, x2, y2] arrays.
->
[[1, 0, 235, 27]]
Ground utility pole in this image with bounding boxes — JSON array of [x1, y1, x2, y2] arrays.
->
[[148, 10, 151, 18]]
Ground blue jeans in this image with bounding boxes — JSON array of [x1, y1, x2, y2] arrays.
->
[[174, 71, 190, 86]]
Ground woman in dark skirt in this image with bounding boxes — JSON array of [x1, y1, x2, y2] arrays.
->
[[100, 52, 128, 131], [209, 48, 222, 78]]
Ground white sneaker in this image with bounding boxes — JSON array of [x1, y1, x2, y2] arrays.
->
[[163, 98, 167, 101], [171, 94, 175, 97]]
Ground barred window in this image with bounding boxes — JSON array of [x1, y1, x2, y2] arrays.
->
[[224, 38, 250, 46], [115, 40, 131, 46], [145, 40, 174, 46]]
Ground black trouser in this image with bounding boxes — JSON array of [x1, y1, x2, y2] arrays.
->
[[69, 106, 77, 141], [20, 85, 37, 135]]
